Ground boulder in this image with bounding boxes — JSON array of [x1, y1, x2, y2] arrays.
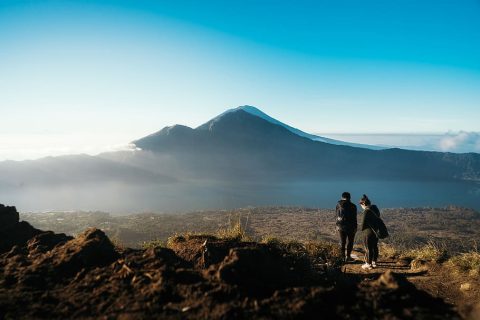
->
[[0, 203, 42, 254], [0, 204, 19, 231]]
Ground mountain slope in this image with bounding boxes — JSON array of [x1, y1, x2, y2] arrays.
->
[[1, 106, 479, 212], [198, 105, 386, 150], [0, 154, 174, 187], [133, 107, 480, 182]]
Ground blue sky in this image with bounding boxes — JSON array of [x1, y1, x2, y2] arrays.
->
[[1, 0, 480, 159]]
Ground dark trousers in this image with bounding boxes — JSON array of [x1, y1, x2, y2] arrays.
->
[[363, 229, 379, 264], [338, 229, 356, 258]]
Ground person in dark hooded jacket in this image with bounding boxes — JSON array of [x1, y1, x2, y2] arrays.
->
[[359, 194, 381, 270], [335, 192, 357, 262]]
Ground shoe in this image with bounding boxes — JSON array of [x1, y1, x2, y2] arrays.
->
[[361, 263, 373, 270], [372, 261, 377, 268]]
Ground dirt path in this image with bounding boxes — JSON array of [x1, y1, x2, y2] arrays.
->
[[342, 247, 480, 319], [342, 248, 415, 277]]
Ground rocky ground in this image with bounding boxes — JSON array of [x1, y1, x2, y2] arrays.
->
[[1, 204, 478, 319]]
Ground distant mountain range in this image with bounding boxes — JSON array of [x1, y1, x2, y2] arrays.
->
[[1, 106, 479, 212], [132, 105, 480, 182]]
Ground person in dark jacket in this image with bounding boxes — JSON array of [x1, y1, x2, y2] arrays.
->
[[335, 192, 357, 263], [359, 194, 380, 270]]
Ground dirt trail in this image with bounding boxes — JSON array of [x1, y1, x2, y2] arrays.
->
[[342, 248, 416, 277], [342, 247, 480, 319]]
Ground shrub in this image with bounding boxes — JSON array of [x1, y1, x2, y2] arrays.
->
[[400, 241, 448, 262], [448, 251, 480, 277]]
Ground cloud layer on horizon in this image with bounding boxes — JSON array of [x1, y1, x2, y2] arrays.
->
[[438, 131, 480, 153], [322, 132, 480, 154]]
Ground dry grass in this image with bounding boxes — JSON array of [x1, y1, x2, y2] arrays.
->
[[260, 236, 342, 268], [216, 214, 250, 241], [448, 251, 480, 277], [400, 241, 448, 262], [260, 235, 282, 246], [379, 242, 399, 259], [303, 240, 343, 267], [141, 239, 165, 249], [166, 232, 217, 248]]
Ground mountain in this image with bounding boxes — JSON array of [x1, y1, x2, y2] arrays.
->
[[1, 105, 479, 212], [133, 106, 480, 182], [202, 106, 386, 150], [0, 154, 174, 188]]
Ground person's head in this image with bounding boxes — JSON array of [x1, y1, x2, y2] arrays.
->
[[341, 192, 351, 201], [359, 194, 371, 209]]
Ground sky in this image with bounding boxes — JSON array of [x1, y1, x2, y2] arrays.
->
[[1, 0, 480, 160]]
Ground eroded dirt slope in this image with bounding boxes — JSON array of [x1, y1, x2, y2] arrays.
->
[[0, 204, 467, 319]]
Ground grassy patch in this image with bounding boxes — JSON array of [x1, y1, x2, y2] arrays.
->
[[303, 240, 343, 267], [166, 232, 217, 248], [217, 217, 250, 241], [260, 237, 342, 268], [400, 241, 448, 262], [379, 242, 399, 258], [448, 251, 480, 277], [141, 239, 165, 249]]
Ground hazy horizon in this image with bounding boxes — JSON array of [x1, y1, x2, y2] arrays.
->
[[1, 126, 479, 161]]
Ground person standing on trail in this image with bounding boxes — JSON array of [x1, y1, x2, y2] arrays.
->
[[359, 194, 380, 270], [335, 192, 357, 263]]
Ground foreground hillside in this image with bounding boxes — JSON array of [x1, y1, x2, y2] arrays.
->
[[3, 204, 480, 319], [0, 205, 463, 319]]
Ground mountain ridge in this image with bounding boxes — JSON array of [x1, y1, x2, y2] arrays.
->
[[1, 105, 479, 212]]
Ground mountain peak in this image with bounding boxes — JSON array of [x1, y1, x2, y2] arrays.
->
[[136, 105, 385, 151], [196, 106, 385, 150], [233, 105, 263, 114]]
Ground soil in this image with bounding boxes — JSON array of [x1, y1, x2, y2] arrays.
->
[[1, 205, 477, 319]]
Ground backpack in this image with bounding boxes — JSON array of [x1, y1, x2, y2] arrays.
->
[[369, 209, 389, 239], [336, 205, 347, 224], [336, 201, 356, 230], [373, 218, 389, 239]]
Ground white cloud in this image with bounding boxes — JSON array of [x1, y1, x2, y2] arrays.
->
[[438, 131, 480, 153], [320, 132, 480, 154]]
